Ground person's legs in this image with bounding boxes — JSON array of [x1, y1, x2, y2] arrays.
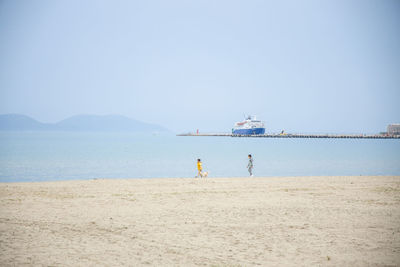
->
[[248, 167, 252, 176]]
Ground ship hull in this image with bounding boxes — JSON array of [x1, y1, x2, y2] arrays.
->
[[232, 128, 265, 135]]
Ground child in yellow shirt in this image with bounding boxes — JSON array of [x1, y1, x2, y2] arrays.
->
[[197, 159, 202, 178]]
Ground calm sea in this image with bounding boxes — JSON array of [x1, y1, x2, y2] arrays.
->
[[0, 131, 399, 182]]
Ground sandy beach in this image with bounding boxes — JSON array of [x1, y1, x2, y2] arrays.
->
[[0, 176, 399, 266]]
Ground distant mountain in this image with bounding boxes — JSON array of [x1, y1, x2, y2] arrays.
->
[[0, 114, 170, 132], [0, 114, 53, 131], [55, 114, 169, 132]]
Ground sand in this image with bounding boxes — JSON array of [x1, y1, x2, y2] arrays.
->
[[0, 176, 399, 266]]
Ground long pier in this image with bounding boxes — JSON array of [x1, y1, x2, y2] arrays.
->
[[177, 133, 400, 139]]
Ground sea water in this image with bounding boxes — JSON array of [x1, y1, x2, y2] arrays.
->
[[0, 131, 399, 182]]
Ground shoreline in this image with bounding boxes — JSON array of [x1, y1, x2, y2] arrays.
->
[[1, 175, 399, 266], [1, 174, 398, 184]]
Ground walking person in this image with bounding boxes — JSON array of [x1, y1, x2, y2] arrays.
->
[[247, 154, 254, 177]]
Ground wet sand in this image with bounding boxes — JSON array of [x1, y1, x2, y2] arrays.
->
[[1, 176, 399, 266]]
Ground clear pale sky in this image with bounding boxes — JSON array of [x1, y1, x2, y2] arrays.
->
[[0, 0, 399, 133]]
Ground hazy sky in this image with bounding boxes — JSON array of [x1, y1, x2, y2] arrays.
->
[[1, 0, 399, 133]]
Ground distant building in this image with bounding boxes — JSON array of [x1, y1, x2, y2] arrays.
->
[[387, 124, 400, 135]]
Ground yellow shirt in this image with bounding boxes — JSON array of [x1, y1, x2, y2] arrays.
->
[[197, 161, 202, 171]]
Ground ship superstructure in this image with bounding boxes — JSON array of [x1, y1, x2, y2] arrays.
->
[[232, 115, 265, 135]]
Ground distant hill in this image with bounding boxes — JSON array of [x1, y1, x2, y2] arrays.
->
[[0, 114, 53, 131], [0, 114, 170, 132]]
